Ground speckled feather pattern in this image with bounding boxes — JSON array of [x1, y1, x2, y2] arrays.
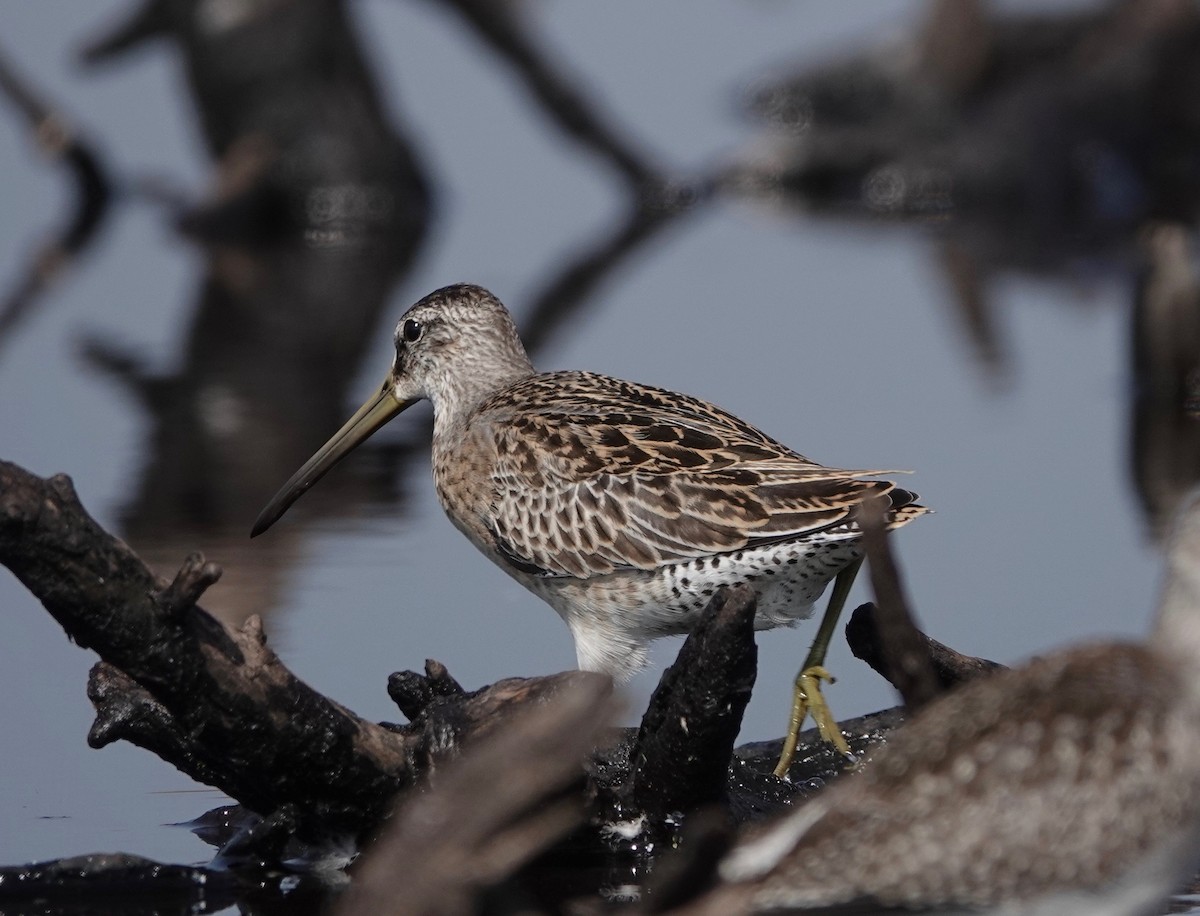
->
[[707, 643, 1200, 913], [478, 370, 921, 578], [394, 285, 926, 679]]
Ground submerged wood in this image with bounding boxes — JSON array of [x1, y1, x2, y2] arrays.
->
[[0, 853, 237, 912]]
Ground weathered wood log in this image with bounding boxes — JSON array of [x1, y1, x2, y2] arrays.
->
[[0, 460, 600, 841], [339, 676, 616, 916], [847, 494, 1003, 703], [0, 853, 236, 911], [388, 658, 467, 723], [856, 494, 942, 712], [846, 603, 1005, 695], [628, 585, 757, 818], [0, 461, 416, 838]]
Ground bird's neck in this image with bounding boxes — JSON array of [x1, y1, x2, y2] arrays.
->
[[429, 359, 535, 442]]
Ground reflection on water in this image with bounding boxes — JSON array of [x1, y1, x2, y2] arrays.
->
[[79, 0, 433, 624], [1, 0, 1199, 908], [0, 47, 111, 351], [739, 0, 1200, 378], [63, 0, 716, 631]]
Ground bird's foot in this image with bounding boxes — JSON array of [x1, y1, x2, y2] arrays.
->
[[773, 665, 851, 777]]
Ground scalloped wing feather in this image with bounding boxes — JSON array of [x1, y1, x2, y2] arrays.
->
[[480, 371, 927, 578]]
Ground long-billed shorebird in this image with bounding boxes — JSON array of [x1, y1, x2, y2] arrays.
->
[[693, 494, 1200, 916], [251, 284, 926, 772]]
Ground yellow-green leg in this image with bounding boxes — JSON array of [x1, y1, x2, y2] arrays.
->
[[774, 557, 862, 777]]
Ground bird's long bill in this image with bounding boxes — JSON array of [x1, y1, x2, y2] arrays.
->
[[251, 380, 414, 537]]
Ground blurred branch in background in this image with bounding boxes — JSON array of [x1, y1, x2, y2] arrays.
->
[[421, 0, 664, 192], [1130, 223, 1200, 542], [65, 0, 722, 626], [521, 178, 713, 355], [733, 0, 1200, 379], [75, 0, 436, 624], [1133, 224, 1200, 406], [0, 44, 111, 354], [419, 0, 717, 351]]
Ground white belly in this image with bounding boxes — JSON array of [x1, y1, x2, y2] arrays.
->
[[518, 534, 864, 680]]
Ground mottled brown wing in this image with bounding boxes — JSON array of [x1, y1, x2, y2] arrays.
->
[[481, 371, 923, 578]]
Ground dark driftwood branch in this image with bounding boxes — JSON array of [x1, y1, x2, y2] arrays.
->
[[851, 493, 1003, 697], [426, 0, 662, 190], [846, 603, 1006, 695], [87, 661, 235, 791], [629, 584, 757, 817], [78, 0, 169, 63], [0, 461, 416, 837], [339, 677, 616, 916], [520, 184, 713, 356], [0, 460, 601, 841], [856, 495, 943, 712], [847, 496, 1003, 701], [388, 657, 467, 722]]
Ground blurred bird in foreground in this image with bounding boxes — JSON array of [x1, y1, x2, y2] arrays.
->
[[688, 491, 1200, 915]]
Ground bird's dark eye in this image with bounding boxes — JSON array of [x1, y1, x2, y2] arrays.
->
[[402, 319, 422, 343]]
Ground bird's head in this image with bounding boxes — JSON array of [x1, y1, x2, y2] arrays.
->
[[250, 284, 531, 537]]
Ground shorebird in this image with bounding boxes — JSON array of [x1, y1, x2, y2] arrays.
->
[[251, 284, 926, 772], [692, 495, 1200, 916]]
